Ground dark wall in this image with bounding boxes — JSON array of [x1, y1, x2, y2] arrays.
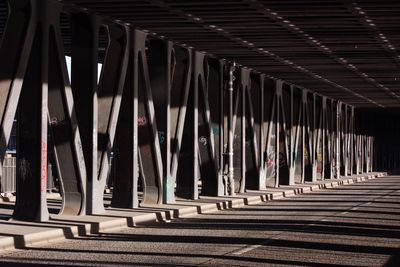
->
[[356, 108, 400, 174]]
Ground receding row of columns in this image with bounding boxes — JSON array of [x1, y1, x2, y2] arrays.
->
[[0, 0, 374, 222]]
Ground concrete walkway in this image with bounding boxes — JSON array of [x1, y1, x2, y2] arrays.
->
[[0, 172, 386, 253]]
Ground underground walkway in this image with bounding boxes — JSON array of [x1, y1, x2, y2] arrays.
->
[[0, 175, 399, 267]]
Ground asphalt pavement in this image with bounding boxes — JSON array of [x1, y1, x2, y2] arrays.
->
[[0, 175, 399, 267]]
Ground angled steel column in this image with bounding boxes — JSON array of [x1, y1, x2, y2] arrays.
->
[[300, 90, 307, 183], [239, 68, 250, 193], [171, 47, 193, 199], [148, 39, 174, 203], [12, 0, 52, 221], [196, 53, 220, 197], [310, 93, 317, 182], [258, 74, 266, 189], [0, 0, 36, 184], [357, 135, 361, 174], [243, 70, 262, 191], [1, 0, 87, 220], [264, 79, 277, 187], [349, 106, 355, 175], [292, 87, 303, 183], [176, 50, 199, 199], [226, 62, 236, 195], [364, 136, 369, 173], [216, 60, 226, 196], [315, 96, 323, 180], [363, 135, 367, 173], [97, 23, 133, 209], [274, 81, 282, 187], [47, 9, 87, 216], [321, 97, 327, 179], [353, 113, 359, 175], [228, 66, 246, 193], [187, 50, 199, 199], [342, 105, 348, 176], [111, 26, 138, 208], [304, 92, 316, 182], [335, 101, 341, 178], [360, 135, 364, 174], [207, 59, 226, 196], [135, 31, 164, 204], [245, 73, 264, 190], [369, 137, 374, 173], [287, 85, 296, 185], [322, 97, 333, 179], [71, 12, 102, 214], [327, 99, 334, 179], [277, 83, 291, 186]]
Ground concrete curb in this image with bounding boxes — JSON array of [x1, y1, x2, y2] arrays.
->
[[0, 172, 386, 253]]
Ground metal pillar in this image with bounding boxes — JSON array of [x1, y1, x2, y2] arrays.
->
[[70, 12, 101, 214], [170, 47, 193, 199], [287, 85, 296, 185], [226, 63, 236, 196], [0, 0, 49, 221], [179, 50, 199, 199], [111, 26, 138, 209], [14, 0, 49, 221], [149, 39, 174, 204], [300, 90, 307, 183], [274, 81, 281, 187], [336, 102, 342, 178], [264, 79, 278, 187], [258, 75, 266, 189], [6, 0, 85, 221]]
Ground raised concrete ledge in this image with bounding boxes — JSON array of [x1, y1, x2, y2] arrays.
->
[[0, 172, 386, 253]]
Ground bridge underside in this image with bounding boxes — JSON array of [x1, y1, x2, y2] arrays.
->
[[0, 0, 398, 221]]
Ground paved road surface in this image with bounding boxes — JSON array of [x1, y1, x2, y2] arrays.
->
[[1, 176, 400, 267]]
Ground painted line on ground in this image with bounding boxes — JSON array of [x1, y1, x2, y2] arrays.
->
[[232, 244, 262, 255]]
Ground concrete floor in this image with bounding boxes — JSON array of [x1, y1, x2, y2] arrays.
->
[[0, 176, 399, 267]]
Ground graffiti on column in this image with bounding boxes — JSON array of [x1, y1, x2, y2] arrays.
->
[[278, 142, 286, 167], [199, 136, 207, 146], [304, 147, 309, 161], [140, 146, 152, 157], [316, 134, 323, 177], [265, 131, 276, 179], [316, 153, 322, 173], [294, 133, 302, 181], [266, 147, 276, 178], [138, 116, 147, 126], [211, 124, 219, 135], [158, 131, 165, 144]]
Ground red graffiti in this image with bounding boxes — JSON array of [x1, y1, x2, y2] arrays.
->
[[138, 116, 147, 126], [41, 142, 47, 192], [317, 165, 321, 173], [267, 157, 274, 167], [140, 146, 151, 157]]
